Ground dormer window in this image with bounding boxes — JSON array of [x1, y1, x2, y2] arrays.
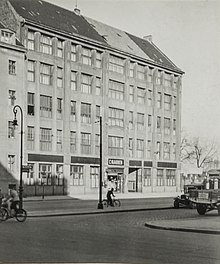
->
[[1, 30, 13, 44]]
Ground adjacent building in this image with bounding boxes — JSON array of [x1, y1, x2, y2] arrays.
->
[[0, 0, 184, 196]]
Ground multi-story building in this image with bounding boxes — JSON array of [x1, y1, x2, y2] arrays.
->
[[0, 0, 184, 196]]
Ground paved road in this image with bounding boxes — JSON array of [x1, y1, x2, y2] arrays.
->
[[1, 208, 220, 263]]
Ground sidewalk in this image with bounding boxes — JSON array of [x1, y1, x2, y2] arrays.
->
[[23, 193, 220, 235]]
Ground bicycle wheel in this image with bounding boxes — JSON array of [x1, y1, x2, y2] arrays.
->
[[113, 199, 121, 207], [102, 199, 108, 208], [15, 209, 27, 222], [0, 208, 9, 221]]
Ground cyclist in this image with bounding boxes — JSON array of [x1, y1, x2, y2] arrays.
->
[[7, 186, 19, 216], [107, 187, 115, 207]]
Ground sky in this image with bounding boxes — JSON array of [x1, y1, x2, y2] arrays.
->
[[47, 0, 220, 142]]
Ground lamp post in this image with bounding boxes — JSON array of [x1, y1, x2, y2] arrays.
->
[[97, 116, 103, 209], [13, 105, 24, 210]]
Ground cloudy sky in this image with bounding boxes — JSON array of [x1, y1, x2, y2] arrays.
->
[[48, 0, 220, 142]]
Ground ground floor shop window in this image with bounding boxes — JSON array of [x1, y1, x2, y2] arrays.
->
[[26, 163, 34, 185], [70, 165, 84, 186], [56, 164, 64, 186], [143, 168, 151, 186], [90, 166, 99, 188], [39, 164, 52, 185], [166, 169, 176, 186], [157, 169, 164, 186]]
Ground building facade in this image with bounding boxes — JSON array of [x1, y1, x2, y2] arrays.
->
[[0, 0, 184, 196]]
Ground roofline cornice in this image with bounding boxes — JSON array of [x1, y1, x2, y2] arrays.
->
[[0, 41, 26, 53], [24, 19, 184, 75]]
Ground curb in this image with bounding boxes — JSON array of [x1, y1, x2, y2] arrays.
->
[[27, 206, 173, 218], [145, 222, 220, 235]]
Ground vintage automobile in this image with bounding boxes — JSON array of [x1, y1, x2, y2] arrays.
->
[[173, 183, 204, 209], [189, 189, 220, 215]]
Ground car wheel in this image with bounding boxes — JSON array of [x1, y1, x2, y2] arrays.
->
[[196, 204, 207, 215], [174, 200, 179, 208]]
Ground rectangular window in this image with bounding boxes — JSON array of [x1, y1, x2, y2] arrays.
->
[[147, 67, 153, 83], [81, 133, 91, 154], [129, 138, 133, 158], [40, 63, 52, 85], [27, 92, 35, 116], [57, 129, 62, 152], [156, 141, 161, 160], [157, 116, 161, 132], [57, 98, 62, 119], [156, 70, 162, 85], [27, 60, 35, 82], [108, 80, 124, 101], [57, 67, 63, 88], [164, 94, 171, 111], [81, 74, 92, 94], [96, 77, 101, 95], [144, 168, 151, 186], [137, 113, 144, 131], [90, 166, 99, 188], [1, 30, 13, 44], [96, 105, 101, 121], [81, 103, 91, 123], [109, 55, 124, 74], [70, 131, 76, 153], [166, 169, 176, 186], [129, 111, 133, 129], [137, 87, 145, 104], [109, 107, 124, 127], [39, 164, 52, 185], [70, 101, 76, 121], [164, 142, 171, 160], [108, 136, 124, 156], [56, 164, 64, 186], [129, 85, 134, 103], [147, 140, 152, 158], [137, 64, 145, 80], [71, 71, 77, 91], [137, 139, 144, 158], [27, 30, 35, 50], [157, 169, 164, 186], [164, 118, 171, 135], [40, 34, 52, 55], [148, 90, 153, 107], [82, 47, 92, 65], [164, 73, 172, 87], [157, 92, 162, 109], [40, 95, 52, 118], [8, 90, 16, 106], [57, 39, 63, 58], [71, 44, 77, 61], [9, 60, 16, 75], [8, 121, 15, 138], [40, 128, 52, 151], [8, 155, 15, 172], [96, 51, 102, 68], [70, 165, 83, 186], [26, 163, 34, 185], [95, 134, 100, 155], [129, 62, 135, 78], [148, 115, 152, 130], [27, 126, 34, 150], [173, 119, 176, 136]]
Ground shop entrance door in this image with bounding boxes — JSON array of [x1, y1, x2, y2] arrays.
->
[[128, 168, 142, 192]]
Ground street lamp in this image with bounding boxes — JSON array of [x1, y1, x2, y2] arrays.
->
[[13, 104, 24, 210], [97, 116, 103, 209]]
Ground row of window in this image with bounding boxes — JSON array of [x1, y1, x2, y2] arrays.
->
[[26, 30, 179, 85]]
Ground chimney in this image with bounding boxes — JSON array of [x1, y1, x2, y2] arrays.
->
[[74, 7, 80, 15], [143, 35, 152, 42]]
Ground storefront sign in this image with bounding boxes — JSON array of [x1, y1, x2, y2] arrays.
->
[[108, 159, 124, 166]]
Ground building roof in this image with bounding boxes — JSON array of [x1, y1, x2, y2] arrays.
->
[[8, 0, 182, 72]]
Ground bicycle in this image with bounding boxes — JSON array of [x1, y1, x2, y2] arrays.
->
[[102, 198, 121, 208], [0, 200, 27, 222]]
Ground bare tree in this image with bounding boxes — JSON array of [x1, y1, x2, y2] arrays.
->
[[181, 136, 218, 169]]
